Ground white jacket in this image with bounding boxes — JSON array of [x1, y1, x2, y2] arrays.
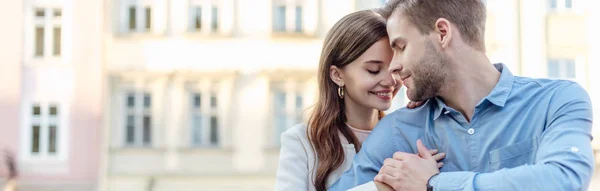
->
[[274, 124, 377, 191]]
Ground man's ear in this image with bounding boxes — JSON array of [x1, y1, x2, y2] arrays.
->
[[434, 18, 453, 49]]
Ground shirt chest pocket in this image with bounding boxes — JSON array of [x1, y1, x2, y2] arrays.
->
[[488, 137, 538, 171]]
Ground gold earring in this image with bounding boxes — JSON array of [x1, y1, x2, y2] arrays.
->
[[338, 85, 344, 99]]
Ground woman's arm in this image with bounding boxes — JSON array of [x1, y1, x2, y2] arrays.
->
[[274, 127, 310, 190]]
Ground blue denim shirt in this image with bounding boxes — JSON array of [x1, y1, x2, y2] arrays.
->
[[330, 63, 594, 190]]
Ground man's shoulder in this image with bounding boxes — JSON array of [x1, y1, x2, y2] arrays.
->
[[513, 76, 577, 91], [510, 76, 590, 110], [380, 99, 436, 128]]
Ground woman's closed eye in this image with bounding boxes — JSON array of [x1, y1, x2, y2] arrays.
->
[[367, 70, 380, 75]]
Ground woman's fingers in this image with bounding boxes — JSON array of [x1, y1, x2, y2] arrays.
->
[[432, 152, 446, 162]]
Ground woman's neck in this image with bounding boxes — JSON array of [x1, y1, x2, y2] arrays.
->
[[343, 99, 379, 131]]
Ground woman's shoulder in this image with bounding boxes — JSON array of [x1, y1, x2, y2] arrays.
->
[[279, 124, 316, 165], [281, 123, 310, 140]]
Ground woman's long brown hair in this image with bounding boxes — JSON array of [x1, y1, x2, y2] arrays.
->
[[307, 10, 388, 191]]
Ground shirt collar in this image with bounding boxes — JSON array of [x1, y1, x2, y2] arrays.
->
[[484, 63, 514, 108], [433, 98, 448, 120], [432, 63, 514, 120]]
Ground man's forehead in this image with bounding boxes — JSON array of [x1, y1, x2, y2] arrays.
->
[[386, 12, 413, 39], [387, 11, 412, 29]]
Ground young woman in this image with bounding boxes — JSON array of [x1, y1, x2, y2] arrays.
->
[[274, 10, 444, 191]]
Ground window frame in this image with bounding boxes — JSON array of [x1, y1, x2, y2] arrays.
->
[[186, 81, 221, 148], [123, 91, 153, 147]]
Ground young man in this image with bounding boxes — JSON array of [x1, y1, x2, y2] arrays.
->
[[330, 0, 594, 190]]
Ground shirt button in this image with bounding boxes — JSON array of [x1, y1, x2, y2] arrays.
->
[[468, 128, 475, 135], [444, 110, 451, 115], [571, 147, 579, 152]]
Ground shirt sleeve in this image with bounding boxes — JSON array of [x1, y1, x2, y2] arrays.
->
[[329, 114, 407, 191], [430, 82, 595, 191]]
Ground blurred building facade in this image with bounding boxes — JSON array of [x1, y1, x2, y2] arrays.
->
[[101, 0, 392, 190], [0, 0, 104, 190], [0, 0, 599, 191]]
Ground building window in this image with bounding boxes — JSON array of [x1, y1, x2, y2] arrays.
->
[[33, 8, 62, 58], [191, 93, 202, 145], [272, 84, 304, 146], [273, 5, 286, 32], [273, 91, 286, 145], [191, 7, 202, 31], [272, 3, 304, 34], [53, 27, 61, 56], [295, 6, 303, 33], [211, 7, 219, 32], [29, 103, 61, 157], [144, 7, 152, 30], [124, 92, 152, 146], [126, 5, 152, 32], [128, 6, 136, 30], [189, 90, 220, 147], [53, 9, 61, 17], [549, 0, 574, 10], [35, 27, 44, 57], [189, 4, 219, 33], [547, 59, 576, 79]]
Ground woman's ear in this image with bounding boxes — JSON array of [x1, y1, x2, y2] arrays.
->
[[330, 65, 344, 86]]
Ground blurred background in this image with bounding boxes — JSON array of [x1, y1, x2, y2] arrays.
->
[[0, 0, 598, 190]]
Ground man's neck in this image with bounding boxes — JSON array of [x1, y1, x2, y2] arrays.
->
[[438, 52, 500, 122]]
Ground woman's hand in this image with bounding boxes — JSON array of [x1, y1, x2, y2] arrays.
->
[[406, 101, 424, 109], [428, 149, 446, 169]]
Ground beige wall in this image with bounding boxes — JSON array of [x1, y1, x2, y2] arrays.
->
[[0, 0, 23, 171]]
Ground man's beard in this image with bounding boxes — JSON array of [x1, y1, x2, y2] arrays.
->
[[407, 40, 448, 101]]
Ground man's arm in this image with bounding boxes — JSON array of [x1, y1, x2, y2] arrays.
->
[[429, 82, 594, 191], [329, 112, 409, 191]]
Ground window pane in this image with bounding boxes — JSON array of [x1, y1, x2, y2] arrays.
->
[[275, 91, 286, 112], [129, 6, 136, 30], [295, 95, 303, 123], [211, 7, 218, 32], [143, 116, 151, 144], [195, 7, 202, 30], [35, 8, 45, 18], [127, 93, 135, 108], [49, 105, 58, 116], [565, 60, 576, 78], [547, 60, 560, 78], [35, 27, 44, 57], [273, 91, 287, 145], [210, 116, 218, 145], [145, 7, 151, 30], [550, 0, 557, 9], [32, 125, 40, 153], [126, 115, 135, 144], [192, 115, 202, 145], [193, 93, 202, 108], [53, 27, 61, 56], [53, 9, 62, 18], [33, 105, 41, 116], [144, 93, 151, 108], [565, 0, 572, 8], [49, 125, 57, 153], [295, 95, 302, 110], [210, 94, 217, 108], [273, 6, 286, 32], [295, 6, 302, 33]]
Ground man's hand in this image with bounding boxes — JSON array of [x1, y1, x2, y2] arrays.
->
[[374, 139, 441, 191]]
